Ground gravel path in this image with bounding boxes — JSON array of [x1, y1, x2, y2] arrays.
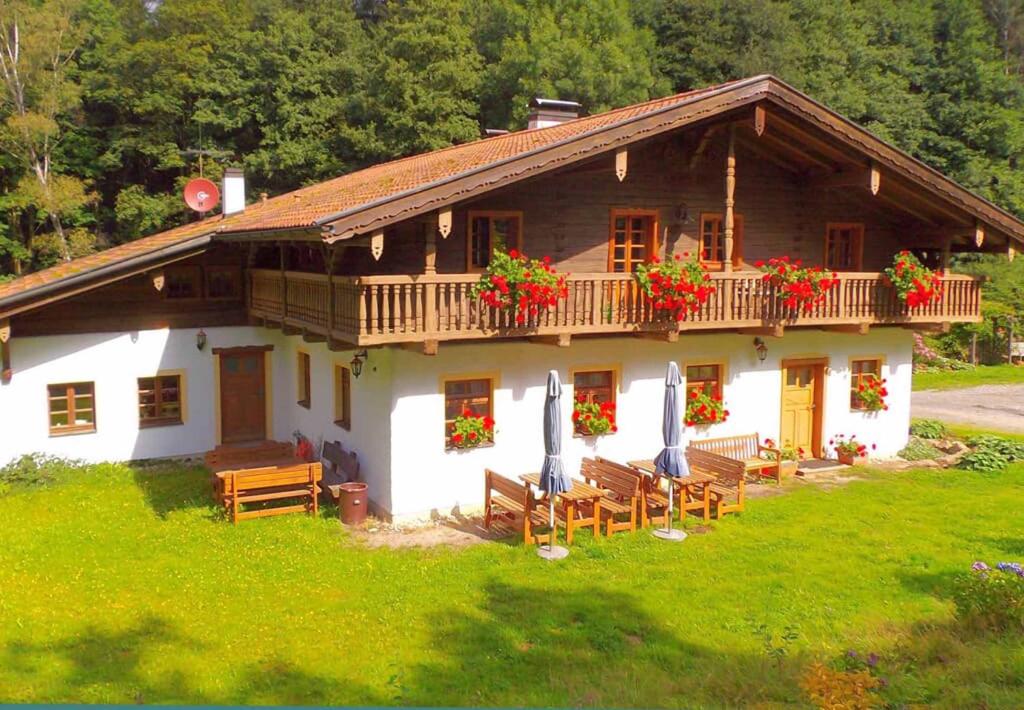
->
[[912, 383, 1024, 433]]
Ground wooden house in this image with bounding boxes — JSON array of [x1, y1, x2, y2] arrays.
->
[[0, 76, 1016, 520]]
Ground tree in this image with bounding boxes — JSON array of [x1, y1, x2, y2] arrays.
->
[[0, 0, 90, 265]]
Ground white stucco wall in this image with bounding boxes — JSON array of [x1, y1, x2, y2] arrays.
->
[[385, 328, 913, 519]]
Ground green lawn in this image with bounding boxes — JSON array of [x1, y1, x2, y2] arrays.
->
[[1, 462, 1023, 708], [913, 363, 1024, 391]]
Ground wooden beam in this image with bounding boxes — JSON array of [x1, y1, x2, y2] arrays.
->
[[401, 339, 439, 355], [282, 324, 301, 336], [302, 330, 326, 343], [735, 134, 803, 174], [737, 324, 784, 338], [767, 114, 858, 166], [688, 125, 720, 169], [941, 235, 952, 271], [816, 163, 881, 195], [753, 104, 766, 136], [723, 125, 736, 272], [822, 323, 870, 335], [327, 338, 356, 352], [758, 131, 836, 171], [615, 147, 628, 181], [634, 330, 679, 343], [531, 334, 572, 347], [437, 208, 452, 239], [902, 322, 951, 334], [874, 191, 943, 227], [424, 224, 437, 275]]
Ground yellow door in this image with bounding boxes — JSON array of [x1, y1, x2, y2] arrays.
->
[[780, 363, 817, 454]]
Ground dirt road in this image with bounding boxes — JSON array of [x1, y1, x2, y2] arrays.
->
[[912, 384, 1024, 433]]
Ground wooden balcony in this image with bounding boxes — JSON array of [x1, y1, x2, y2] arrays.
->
[[248, 269, 982, 347]]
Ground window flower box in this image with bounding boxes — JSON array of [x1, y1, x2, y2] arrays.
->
[[572, 397, 617, 436], [755, 256, 839, 313], [448, 410, 495, 450], [685, 389, 729, 427], [471, 248, 568, 326], [884, 250, 942, 309], [853, 374, 889, 412], [634, 253, 715, 322]]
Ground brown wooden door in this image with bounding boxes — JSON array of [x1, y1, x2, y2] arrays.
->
[[220, 350, 266, 444], [780, 360, 824, 457]]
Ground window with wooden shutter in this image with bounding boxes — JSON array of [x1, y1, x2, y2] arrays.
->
[[48, 382, 96, 435], [467, 211, 523, 271], [138, 374, 183, 427], [608, 209, 658, 273], [699, 213, 744, 270], [334, 364, 351, 430], [825, 223, 864, 271]]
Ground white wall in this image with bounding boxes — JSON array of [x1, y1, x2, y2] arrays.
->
[[0, 326, 279, 464], [385, 329, 913, 519]]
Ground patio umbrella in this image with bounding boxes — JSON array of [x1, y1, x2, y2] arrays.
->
[[653, 361, 689, 541], [538, 369, 571, 560]]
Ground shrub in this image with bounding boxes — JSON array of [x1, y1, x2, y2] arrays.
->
[[0, 453, 86, 491], [957, 435, 1024, 472], [953, 561, 1024, 632], [909, 419, 946, 439], [898, 439, 943, 461]]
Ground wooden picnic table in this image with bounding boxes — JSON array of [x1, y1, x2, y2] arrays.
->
[[628, 459, 717, 523], [519, 473, 605, 544], [211, 455, 309, 499]]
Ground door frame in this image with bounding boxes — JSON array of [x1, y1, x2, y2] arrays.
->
[[779, 356, 828, 458], [212, 345, 274, 445]]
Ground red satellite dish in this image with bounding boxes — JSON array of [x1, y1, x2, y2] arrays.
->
[[183, 178, 220, 213]]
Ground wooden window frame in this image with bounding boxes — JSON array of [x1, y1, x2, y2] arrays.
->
[[163, 265, 202, 301], [297, 350, 311, 409], [684, 361, 727, 400], [849, 356, 884, 411], [466, 210, 523, 273], [570, 366, 619, 437], [698, 212, 744, 271], [607, 208, 659, 273], [334, 364, 352, 430], [441, 373, 497, 447], [47, 381, 96, 436], [824, 222, 864, 272], [204, 266, 243, 301], [137, 370, 186, 428]]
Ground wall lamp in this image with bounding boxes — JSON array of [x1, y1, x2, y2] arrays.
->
[[753, 337, 768, 363], [350, 349, 369, 378], [196, 329, 207, 352]]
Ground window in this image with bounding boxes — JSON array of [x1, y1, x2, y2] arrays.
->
[[444, 378, 492, 439], [205, 266, 242, 300], [609, 210, 657, 273], [699, 213, 744, 270], [467, 211, 522, 271], [138, 374, 183, 427], [850, 358, 882, 410], [48, 382, 96, 435], [573, 370, 615, 405], [334, 365, 351, 430], [685, 364, 723, 399], [164, 266, 201, 299], [297, 351, 311, 408], [825, 223, 864, 271]]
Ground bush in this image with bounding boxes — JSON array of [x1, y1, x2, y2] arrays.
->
[[958, 435, 1024, 472], [898, 439, 943, 461], [909, 419, 946, 440], [953, 562, 1024, 632], [0, 453, 85, 491]]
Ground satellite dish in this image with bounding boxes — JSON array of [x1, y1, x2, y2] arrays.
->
[[183, 178, 220, 213]]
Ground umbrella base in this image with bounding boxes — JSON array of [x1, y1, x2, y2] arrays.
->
[[537, 545, 570, 560], [653, 528, 687, 542]]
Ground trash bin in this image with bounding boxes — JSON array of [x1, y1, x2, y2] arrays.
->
[[338, 481, 368, 526]]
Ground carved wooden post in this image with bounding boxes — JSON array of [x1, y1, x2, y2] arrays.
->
[[424, 223, 439, 334], [723, 125, 737, 273]]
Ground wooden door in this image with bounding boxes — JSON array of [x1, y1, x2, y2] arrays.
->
[[780, 360, 824, 456], [219, 349, 267, 444]]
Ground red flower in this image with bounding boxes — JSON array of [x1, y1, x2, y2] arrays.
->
[[469, 431, 478, 441], [452, 433, 463, 444]]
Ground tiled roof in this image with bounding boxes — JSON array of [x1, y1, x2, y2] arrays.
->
[[0, 79, 745, 305]]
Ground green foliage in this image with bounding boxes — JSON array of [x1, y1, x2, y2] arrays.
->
[[910, 419, 947, 439], [953, 562, 1024, 632], [958, 434, 1024, 471], [898, 438, 944, 461], [0, 453, 85, 490]]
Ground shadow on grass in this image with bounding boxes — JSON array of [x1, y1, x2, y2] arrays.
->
[[398, 580, 806, 708], [130, 463, 221, 520]]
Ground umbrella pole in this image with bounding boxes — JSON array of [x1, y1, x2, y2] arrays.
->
[[548, 498, 555, 551], [653, 474, 686, 542], [537, 494, 569, 559]]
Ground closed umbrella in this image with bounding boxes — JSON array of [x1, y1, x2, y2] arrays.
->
[[653, 361, 689, 541], [538, 369, 571, 560]]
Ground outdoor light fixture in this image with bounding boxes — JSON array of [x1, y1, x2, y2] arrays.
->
[[753, 337, 768, 363], [196, 329, 207, 352], [350, 349, 369, 378]]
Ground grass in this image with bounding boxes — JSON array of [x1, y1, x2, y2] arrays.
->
[[1, 462, 1023, 707], [913, 418, 1024, 444], [913, 363, 1024, 391]]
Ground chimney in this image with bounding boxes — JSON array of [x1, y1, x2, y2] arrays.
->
[[527, 98, 582, 129], [222, 167, 245, 216]]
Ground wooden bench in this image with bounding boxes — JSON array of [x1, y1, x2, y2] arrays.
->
[[583, 457, 641, 536], [690, 433, 782, 484], [221, 462, 323, 524], [205, 441, 298, 496], [685, 447, 746, 519], [322, 440, 360, 501], [484, 469, 550, 545]]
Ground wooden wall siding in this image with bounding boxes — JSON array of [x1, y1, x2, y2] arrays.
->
[[419, 132, 916, 276], [249, 268, 981, 347], [12, 247, 249, 337]]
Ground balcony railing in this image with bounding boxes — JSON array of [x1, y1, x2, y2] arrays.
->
[[248, 269, 982, 346]]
